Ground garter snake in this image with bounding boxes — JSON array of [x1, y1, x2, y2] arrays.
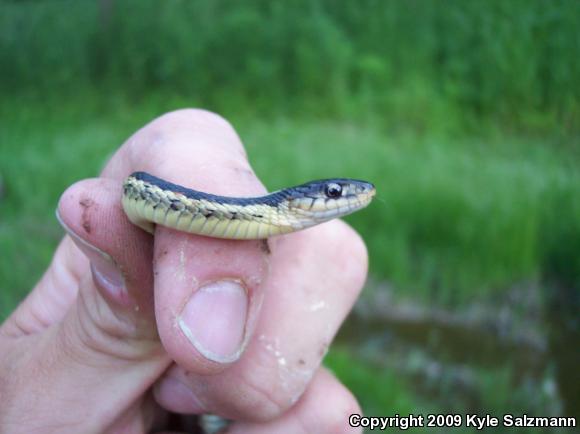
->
[[122, 171, 375, 238]]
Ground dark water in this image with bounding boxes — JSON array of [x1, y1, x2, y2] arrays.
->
[[545, 281, 580, 418], [338, 283, 579, 419]]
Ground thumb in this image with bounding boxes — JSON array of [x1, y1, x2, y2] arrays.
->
[[0, 178, 169, 432], [54, 177, 165, 357]]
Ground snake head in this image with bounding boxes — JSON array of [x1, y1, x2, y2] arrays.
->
[[284, 178, 376, 226]]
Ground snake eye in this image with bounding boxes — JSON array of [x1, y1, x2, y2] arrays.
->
[[324, 183, 343, 198]]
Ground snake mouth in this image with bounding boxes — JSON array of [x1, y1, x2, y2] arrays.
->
[[352, 185, 376, 209], [304, 190, 376, 224], [363, 186, 376, 200]]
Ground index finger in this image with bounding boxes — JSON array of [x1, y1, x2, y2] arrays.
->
[[102, 109, 271, 374]]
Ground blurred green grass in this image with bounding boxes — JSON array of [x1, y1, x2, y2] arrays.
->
[[2, 0, 579, 136]]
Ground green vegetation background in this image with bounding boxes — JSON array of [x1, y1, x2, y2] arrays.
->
[[1, 0, 579, 430]]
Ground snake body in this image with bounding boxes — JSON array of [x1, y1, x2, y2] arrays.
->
[[122, 171, 375, 239]]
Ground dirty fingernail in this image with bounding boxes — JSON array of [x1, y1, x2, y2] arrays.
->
[[56, 210, 126, 300], [178, 280, 248, 363]]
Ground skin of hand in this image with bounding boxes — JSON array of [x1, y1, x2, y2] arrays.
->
[[0, 110, 368, 434]]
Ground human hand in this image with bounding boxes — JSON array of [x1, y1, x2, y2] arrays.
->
[[0, 110, 368, 433]]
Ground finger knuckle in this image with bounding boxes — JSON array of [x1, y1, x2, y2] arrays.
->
[[316, 221, 369, 294], [156, 108, 235, 132], [315, 383, 363, 434], [134, 108, 251, 173], [232, 372, 297, 421]]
